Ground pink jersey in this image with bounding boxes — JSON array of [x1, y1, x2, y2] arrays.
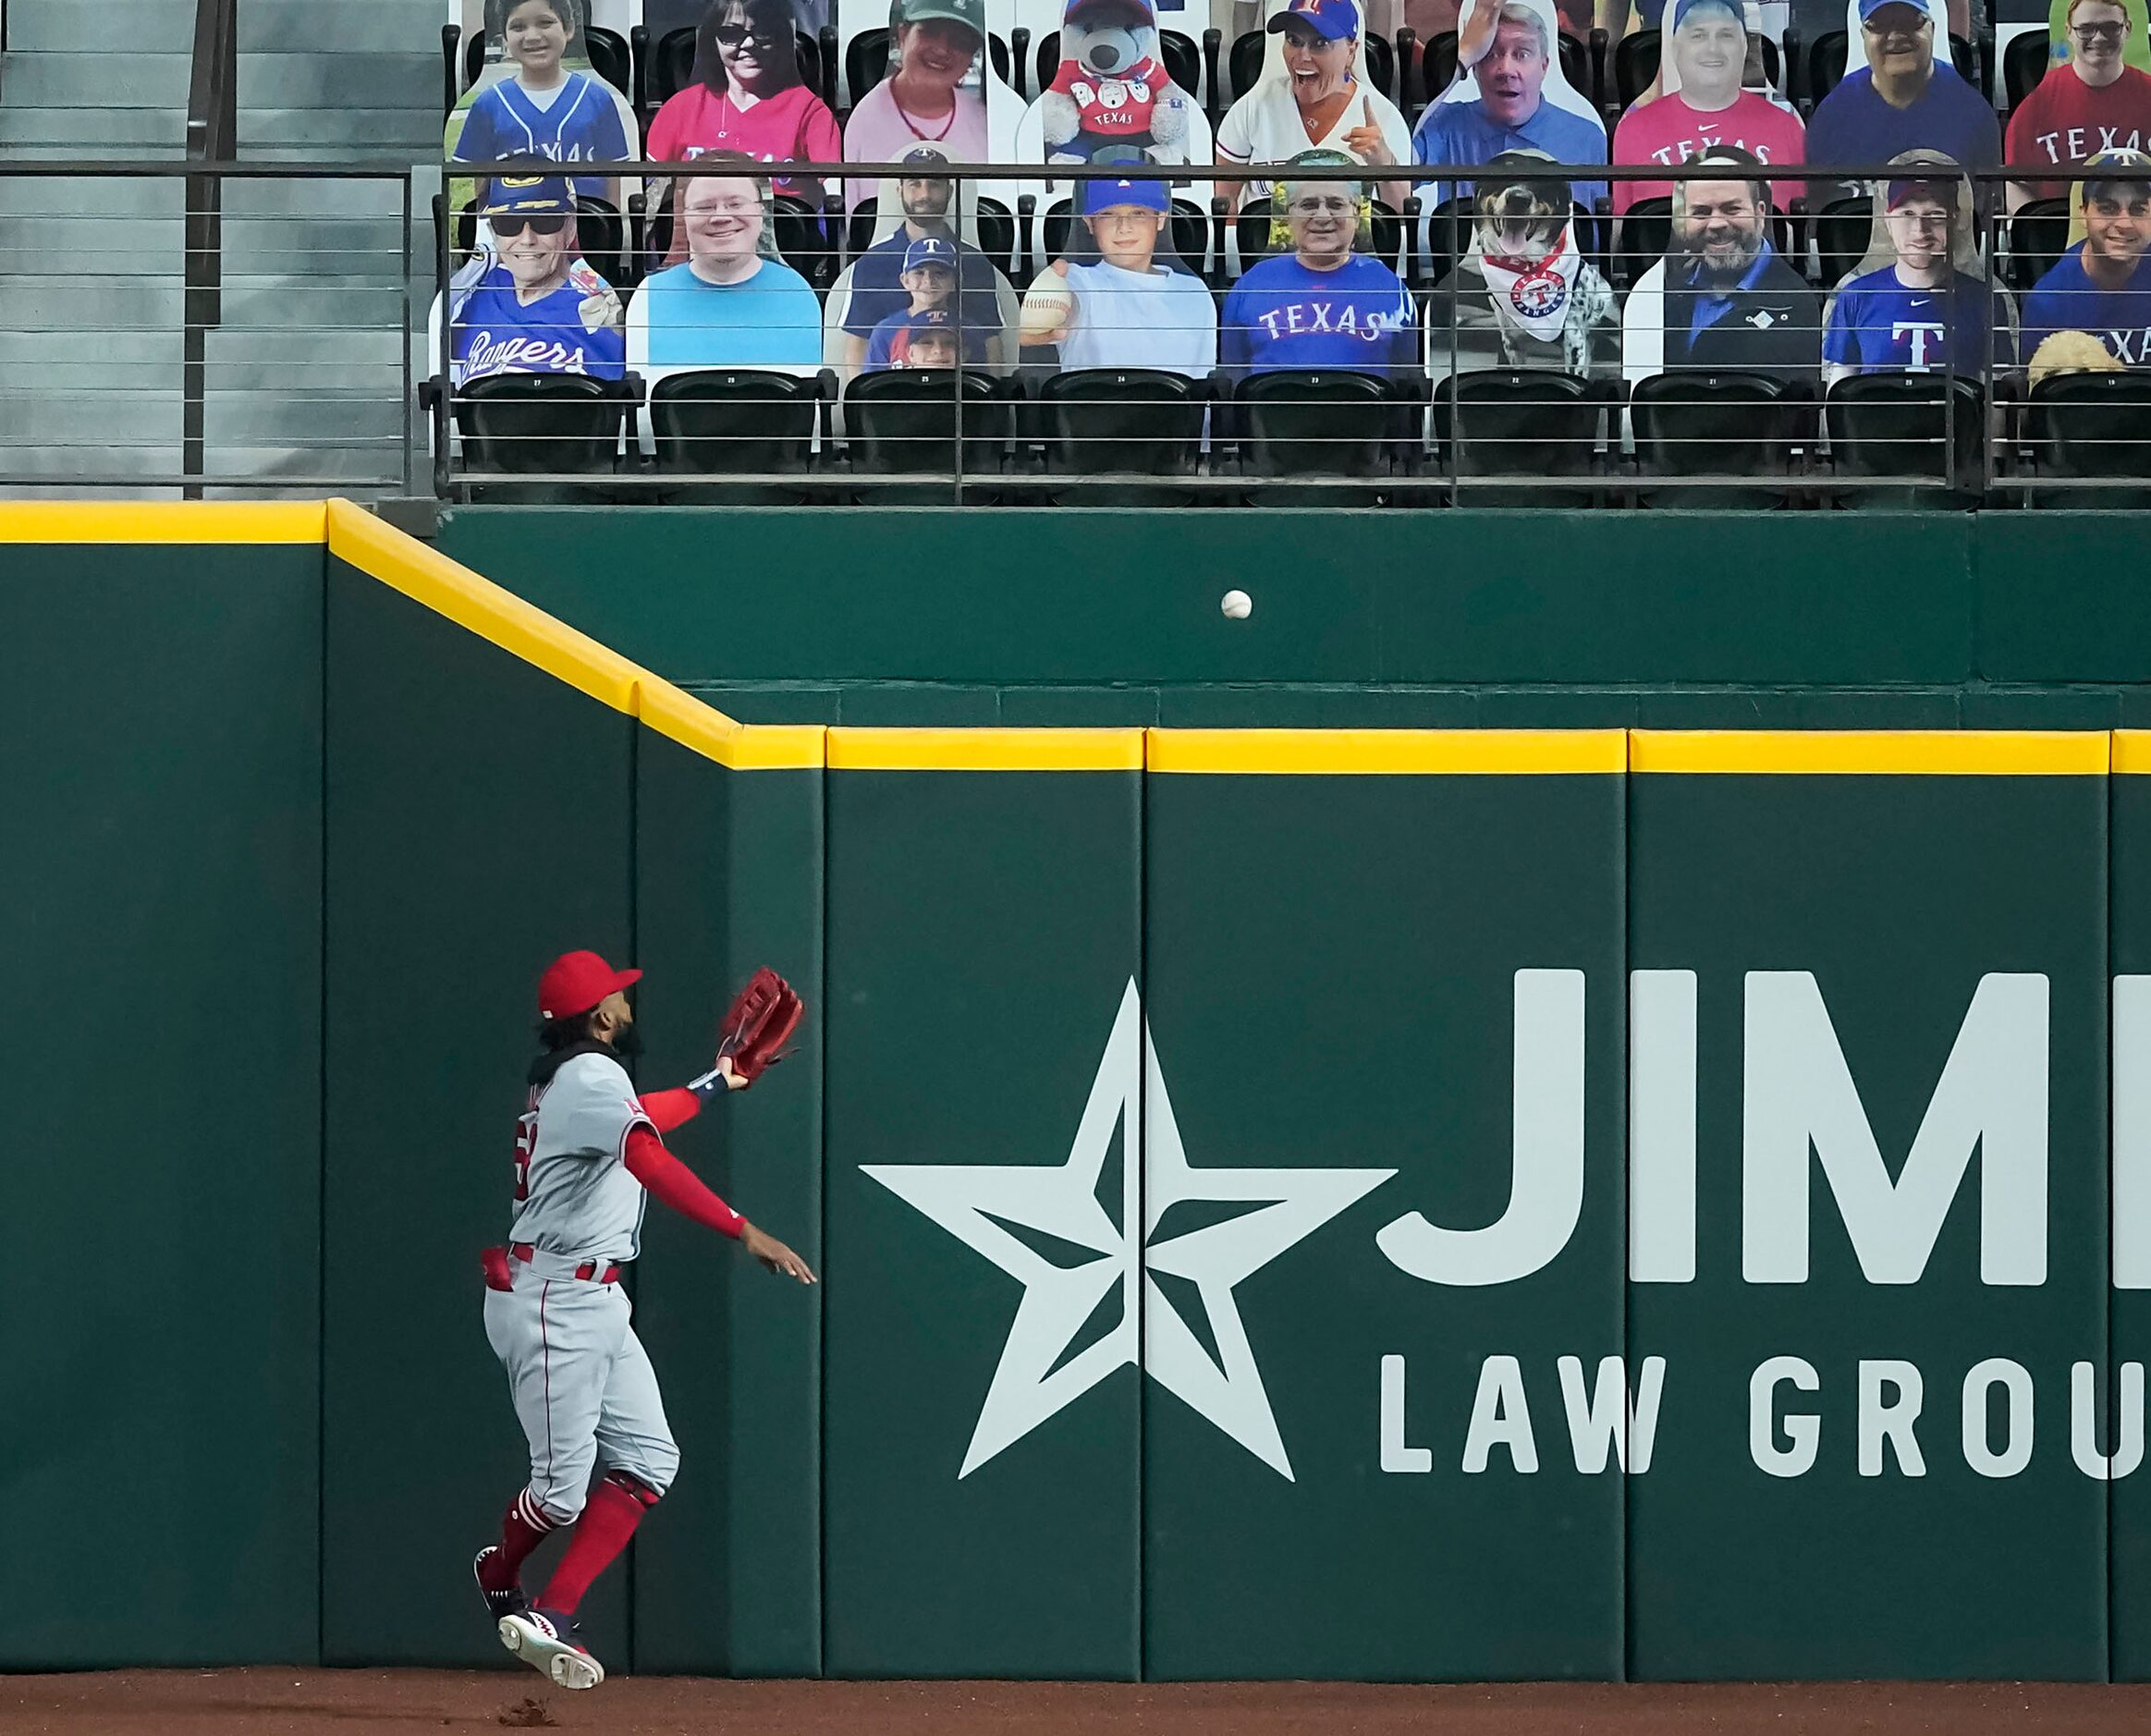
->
[[2006, 64, 2151, 200], [1611, 89, 1807, 214], [647, 80, 842, 202]]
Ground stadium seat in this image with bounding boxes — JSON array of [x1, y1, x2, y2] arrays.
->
[[1824, 372, 1990, 502], [574, 197, 631, 289], [1612, 194, 1672, 291], [843, 368, 1015, 501], [459, 23, 632, 100], [1235, 369, 1407, 504], [2000, 197, 2069, 294], [644, 26, 830, 115], [1629, 369, 1812, 505], [649, 368, 825, 502], [2003, 31, 2049, 110], [1813, 195, 1872, 291], [1032, 29, 1204, 105], [2027, 370, 2151, 505], [451, 373, 635, 503], [1030, 368, 1209, 504], [1429, 367, 1614, 499], [847, 27, 1012, 101]]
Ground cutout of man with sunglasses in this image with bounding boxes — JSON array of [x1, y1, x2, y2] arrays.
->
[[439, 176, 626, 385], [2006, 0, 2151, 206]]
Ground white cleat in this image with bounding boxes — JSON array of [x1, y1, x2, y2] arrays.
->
[[497, 1609, 605, 1691]]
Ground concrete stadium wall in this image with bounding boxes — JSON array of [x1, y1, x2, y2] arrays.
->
[[7, 502, 2151, 1683]]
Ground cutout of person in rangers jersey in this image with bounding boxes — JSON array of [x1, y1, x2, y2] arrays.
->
[[1609, 0, 1805, 214], [449, 0, 638, 215], [1821, 153, 2015, 382], [1220, 151, 1417, 378], [434, 176, 626, 385], [2023, 146, 2151, 361], [476, 950, 813, 1694], [2006, 0, 2151, 204]]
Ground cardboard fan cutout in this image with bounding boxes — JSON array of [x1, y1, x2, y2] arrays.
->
[[1620, 147, 1825, 382], [1611, 0, 1804, 212], [1427, 147, 1618, 380], [1412, 0, 1607, 207], [2002, 0, 2151, 198], [1817, 149, 2014, 380], [446, 0, 640, 215], [840, 0, 1024, 213], [1213, 0, 1410, 207], [1015, 167, 1219, 373], [1805, 0, 1999, 184], [1011, 0, 1213, 176]]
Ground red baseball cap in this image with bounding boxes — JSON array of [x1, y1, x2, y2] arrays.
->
[[537, 949, 642, 1021]]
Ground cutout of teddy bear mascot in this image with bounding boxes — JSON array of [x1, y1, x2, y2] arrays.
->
[[1038, 0, 1195, 162]]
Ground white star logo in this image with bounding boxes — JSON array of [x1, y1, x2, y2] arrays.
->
[[862, 981, 1394, 1482]]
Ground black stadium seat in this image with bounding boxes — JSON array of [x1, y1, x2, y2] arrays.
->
[[452, 373, 634, 502], [1430, 367, 1611, 495], [2002, 197, 2070, 293], [1629, 369, 1810, 505], [844, 369, 1014, 501], [1237, 369, 1404, 503], [1825, 373, 1988, 499], [1033, 368, 1208, 504], [650, 369, 824, 502], [2029, 370, 2151, 501], [2004, 31, 2049, 110]]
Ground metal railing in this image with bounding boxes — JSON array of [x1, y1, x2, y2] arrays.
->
[[0, 162, 419, 498], [423, 156, 2151, 507]]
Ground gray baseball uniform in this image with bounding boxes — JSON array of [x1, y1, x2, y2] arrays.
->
[[483, 1046, 680, 1524]]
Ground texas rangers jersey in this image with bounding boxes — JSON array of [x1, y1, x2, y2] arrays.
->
[[453, 72, 633, 199], [449, 259, 627, 385], [1823, 266, 2010, 375], [508, 1047, 654, 1263]]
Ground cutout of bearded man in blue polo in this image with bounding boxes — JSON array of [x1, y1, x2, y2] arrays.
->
[[440, 175, 627, 385]]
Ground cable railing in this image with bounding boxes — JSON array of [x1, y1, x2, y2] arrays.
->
[[423, 155, 2151, 507]]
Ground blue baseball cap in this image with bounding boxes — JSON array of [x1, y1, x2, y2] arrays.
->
[[1857, 0, 1928, 22], [1079, 174, 1171, 214], [482, 174, 576, 217], [1669, 0, 1742, 31], [903, 235, 959, 274], [1267, 0, 1360, 41]]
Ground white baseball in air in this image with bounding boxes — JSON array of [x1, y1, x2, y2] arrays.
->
[[1220, 589, 1253, 620]]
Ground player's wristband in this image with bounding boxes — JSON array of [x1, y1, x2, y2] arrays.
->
[[687, 1066, 727, 1104]]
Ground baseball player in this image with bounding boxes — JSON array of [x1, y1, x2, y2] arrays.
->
[[473, 950, 814, 1692]]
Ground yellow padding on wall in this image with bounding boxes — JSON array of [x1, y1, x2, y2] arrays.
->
[[829, 727, 1145, 772], [1631, 729, 2111, 776], [2116, 732, 2151, 775], [0, 501, 327, 543], [1148, 728, 1627, 776], [324, 501, 822, 772]]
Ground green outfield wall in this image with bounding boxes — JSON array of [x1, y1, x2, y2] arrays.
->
[[432, 508, 2151, 730], [9, 502, 2151, 1686]]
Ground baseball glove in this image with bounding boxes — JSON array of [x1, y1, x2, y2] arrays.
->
[[716, 966, 804, 1084]]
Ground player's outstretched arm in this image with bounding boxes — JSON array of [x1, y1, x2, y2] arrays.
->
[[740, 1221, 817, 1285]]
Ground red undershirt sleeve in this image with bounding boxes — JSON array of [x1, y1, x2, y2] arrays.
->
[[623, 1126, 744, 1240], [638, 1087, 703, 1134]]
